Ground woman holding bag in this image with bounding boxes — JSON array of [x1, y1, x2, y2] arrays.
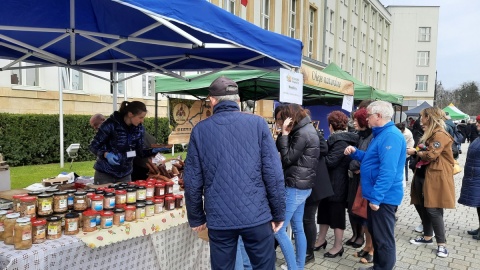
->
[[407, 107, 455, 258]]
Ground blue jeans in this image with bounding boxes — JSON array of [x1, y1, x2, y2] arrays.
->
[[275, 187, 312, 270], [234, 236, 252, 270]]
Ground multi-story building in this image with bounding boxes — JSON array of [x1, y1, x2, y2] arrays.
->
[[0, 0, 436, 115], [386, 5, 439, 109]]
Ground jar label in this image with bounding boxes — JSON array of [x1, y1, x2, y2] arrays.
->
[[170, 202, 175, 209], [96, 215, 101, 225], [159, 189, 165, 196], [47, 224, 58, 235], [26, 205, 36, 215], [90, 217, 97, 228], [146, 189, 154, 197], [168, 186, 173, 193], [137, 190, 146, 200], [127, 193, 136, 203], [154, 205, 163, 213], [140, 209, 145, 218], [41, 201, 52, 211], [104, 217, 113, 227], [180, 200, 183, 206], [92, 201, 103, 211], [119, 215, 125, 223], [67, 197, 74, 206], [108, 198, 115, 207], [22, 230, 32, 241], [0, 223, 4, 232], [67, 221, 78, 231], [59, 199, 67, 208], [35, 228, 45, 238], [117, 195, 126, 204]]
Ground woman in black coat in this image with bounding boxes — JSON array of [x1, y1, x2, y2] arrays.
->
[[314, 111, 358, 258]]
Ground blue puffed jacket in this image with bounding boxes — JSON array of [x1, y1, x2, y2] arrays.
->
[[89, 111, 151, 178], [459, 138, 480, 207], [350, 121, 406, 206], [184, 101, 286, 230]]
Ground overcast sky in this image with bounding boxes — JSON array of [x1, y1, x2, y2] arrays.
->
[[380, 0, 479, 90]]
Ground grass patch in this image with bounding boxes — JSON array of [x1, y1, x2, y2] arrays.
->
[[9, 152, 186, 190]]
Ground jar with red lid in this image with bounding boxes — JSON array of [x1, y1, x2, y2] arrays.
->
[[103, 193, 115, 210], [90, 195, 104, 211], [104, 188, 115, 193], [82, 210, 97, 232], [115, 190, 127, 205], [86, 192, 95, 207], [127, 181, 137, 186], [153, 198, 164, 214], [12, 194, 28, 212], [126, 188, 137, 204], [136, 186, 147, 201], [19, 196, 37, 218], [154, 183, 165, 197], [165, 182, 174, 195], [124, 205, 136, 222], [165, 196, 175, 211], [32, 218, 47, 244], [174, 194, 184, 209], [100, 211, 114, 229], [113, 208, 125, 226], [145, 200, 154, 217], [145, 184, 155, 199]]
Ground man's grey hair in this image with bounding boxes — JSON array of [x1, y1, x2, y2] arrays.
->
[[367, 100, 394, 120], [210, 94, 240, 103]]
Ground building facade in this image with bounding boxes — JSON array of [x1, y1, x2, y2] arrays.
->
[[386, 6, 439, 108], [0, 0, 436, 115]]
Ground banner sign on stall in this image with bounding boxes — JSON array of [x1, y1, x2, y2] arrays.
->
[[300, 64, 354, 96], [342, 95, 354, 112], [168, 98, 212, 144], [279, 68, 303, 105]]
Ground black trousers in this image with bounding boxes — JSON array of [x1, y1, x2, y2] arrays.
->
[[208, 222, 275, 270], [367, 203, 397, 270], [303, 199, 319, 252]]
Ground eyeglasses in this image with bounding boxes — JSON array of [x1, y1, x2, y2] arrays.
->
[[367, 113, 376, 118]]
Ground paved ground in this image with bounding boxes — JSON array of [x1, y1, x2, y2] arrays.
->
[[275, 142, 480, 269]]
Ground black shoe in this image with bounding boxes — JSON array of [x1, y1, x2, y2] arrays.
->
[[324, 247, 344, 258], [467, 228, 479, 235], [305, 253, 315, 264], [351, 238, 365, 248], [360, 253, 373, 264], [313, 241, 327, 251], [474, 234, 480, 240], [354, 250, 369, 258]]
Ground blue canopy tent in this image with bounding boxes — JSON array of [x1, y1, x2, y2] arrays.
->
[[0, 0, 302, 166]]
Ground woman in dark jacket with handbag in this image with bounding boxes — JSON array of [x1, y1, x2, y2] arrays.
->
[[275, 104, 319, 270], [314, 111, 358, 258]]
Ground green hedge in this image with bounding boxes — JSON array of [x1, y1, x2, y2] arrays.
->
[[0, 113, 170, 166]]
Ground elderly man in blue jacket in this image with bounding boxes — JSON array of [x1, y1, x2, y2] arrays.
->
[[184, 76, 286, 270], [344, 101, 406, 270]]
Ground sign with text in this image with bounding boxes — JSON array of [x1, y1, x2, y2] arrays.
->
[[279, 68, 303, 105], [168, 99, 212, 144], [300, 64, 354, 96], [342, 95, 354, 112]]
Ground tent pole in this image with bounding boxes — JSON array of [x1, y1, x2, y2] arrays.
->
[[154, 91, 158, 139], [59, 67, 65, 168], [112, 63, 118, 111], [253, 80, 257, 114]]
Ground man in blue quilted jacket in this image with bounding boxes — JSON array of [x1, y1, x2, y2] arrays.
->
[[184, 76, 286, 270]]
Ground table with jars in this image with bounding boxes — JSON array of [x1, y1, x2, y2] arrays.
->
[[0, 180, 211, 270]]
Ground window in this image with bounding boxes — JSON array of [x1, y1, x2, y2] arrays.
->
[[329, 10, 334, 33], [362, 33, 366, 51], [224, 0, 235, 14], [418, 27, 431, 42], [307, 7, 316, 58], [368, 67, 372, 84], [289, 0, 297, 38], [344, 0, 348, 7], [376, 72, 379, 85], [353, 0, 358, 14], [117, 73, 126, 95], [370, 39, 374, 56], [61, 68, 83, 90], [360, 63, 364, 81], [328, 47, 333, 63], [261, 0, 270, 30], [142, 75, 155, 97], [351, 59, 356, 75], [415, 75, 428, 91], [371, 10, 376, 29], [340, 53, 345, 69], [417, 51, 430, 66], [341, 19, 347, 41], [378, 18, 383, 35], [377, 44, 381, 60], [352, 27, 357, 47], [363, 3, 368, 21], [10, 62, 39, 86]]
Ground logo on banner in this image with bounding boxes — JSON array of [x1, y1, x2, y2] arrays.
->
[[173, 103, 190, 125]]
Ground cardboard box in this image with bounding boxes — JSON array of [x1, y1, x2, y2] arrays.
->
[[42, 176, 70, 186]]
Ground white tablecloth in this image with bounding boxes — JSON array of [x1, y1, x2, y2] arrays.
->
[[0, 223, 210, 270]]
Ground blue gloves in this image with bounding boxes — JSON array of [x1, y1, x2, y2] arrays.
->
[[152, 147, 170, 154], [105, 152, 120, 166]]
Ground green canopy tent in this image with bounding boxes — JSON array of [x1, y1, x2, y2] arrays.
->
[[322, 63, 403, 105], [443, 104, 469, 120], [155, 69, 345, 104]]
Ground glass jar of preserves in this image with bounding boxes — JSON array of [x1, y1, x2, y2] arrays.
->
[[73, 191, 88, 211], [100, 211, 114, 229], [145, 184, 155, 199], [45, 188, 59, 194], [53, 191, 68, 213], [0, 210, 8, 241], [32, 218, 47, 244], [27, 191, 42, 197], [82, 210, 97, 232], [124, 205, 136, 222], [64, 212, 80, 235], [154, 183, 165, 196], [54, 211, 68, 229], [135, 202, 146, 220], [115, 190, 127, 205], [145, 200, 154, 217], [113, 208, 125, 226], [37, 193, 54, 216], [165, 196, 175, 211], [136, 186, 147, 201], [46, 216, 62, 240], [174, 194, 184, 209], [103, 193, 115, 210], [126, 188, 137, 204], [65, 189, 76, 210], [12, 194, 28, 212], [165, 182, 174, 195], [153, 198, 164, 214], [14, 217, 32, 250], [95, 189, 105, 195], [4, 212, 20, 245], [19, 196, 37, 218], [90, 195, 104, 211], [73, 210, 84, 228]]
